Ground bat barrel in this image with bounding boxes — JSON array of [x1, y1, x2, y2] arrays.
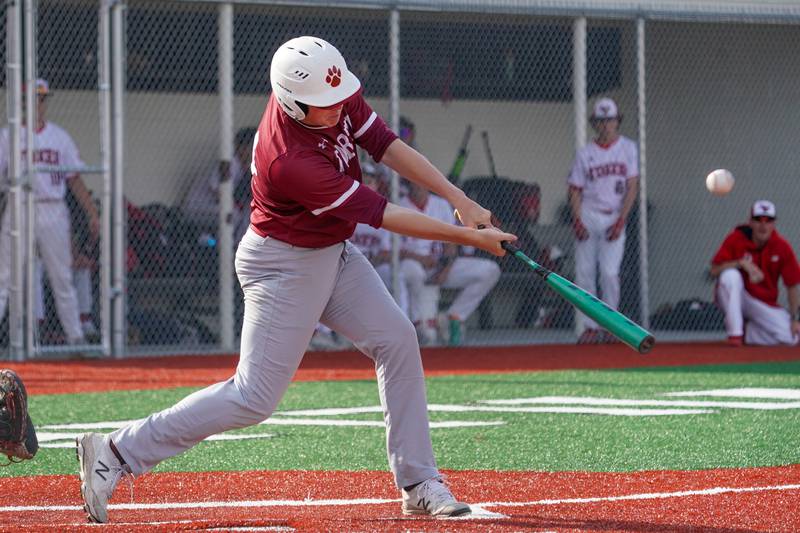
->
[[545, 272, 656, 354]]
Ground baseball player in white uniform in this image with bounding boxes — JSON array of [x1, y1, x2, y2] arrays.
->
[[568, 97, 639, 343], [76, 37, 516, 523], [400, 180, 501, 345], [0, 79, 99, 346]]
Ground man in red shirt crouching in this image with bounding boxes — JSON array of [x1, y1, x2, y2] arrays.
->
[[711, 200, 800, 346]]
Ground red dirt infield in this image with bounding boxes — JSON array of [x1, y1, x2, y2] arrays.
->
[[2, 466, 799, 531], [7, 341, 800, 396]]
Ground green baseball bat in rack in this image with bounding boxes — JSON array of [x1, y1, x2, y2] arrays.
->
[[501, 240, 655, 353]]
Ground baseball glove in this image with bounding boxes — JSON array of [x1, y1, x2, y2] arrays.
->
[[0, 370, 38, 465]]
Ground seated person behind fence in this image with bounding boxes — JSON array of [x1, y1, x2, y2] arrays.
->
[[181, 127, 257, 241], [710, 200, 800, 346], [400, 179, 501, 345], [351, 163, 409, 315]]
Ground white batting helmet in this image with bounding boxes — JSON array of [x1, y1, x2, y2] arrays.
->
[[270, 36, 361, 120]]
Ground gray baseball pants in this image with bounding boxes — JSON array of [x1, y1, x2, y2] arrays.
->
[[111, 227, 439, 488]]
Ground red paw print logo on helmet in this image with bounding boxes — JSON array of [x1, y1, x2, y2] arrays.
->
[[325, 66, 342, 87]]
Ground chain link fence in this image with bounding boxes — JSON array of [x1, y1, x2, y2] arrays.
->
[[4, 1, 800, 357]]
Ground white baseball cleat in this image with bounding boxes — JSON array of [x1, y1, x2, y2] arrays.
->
[[76, 432, 132, 523], [402, 477, 471, 517]]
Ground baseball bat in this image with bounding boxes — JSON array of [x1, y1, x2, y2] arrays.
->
[[448, 124, 473, 186], [503, 241, 654, 353], [460, 213, 655, 353]]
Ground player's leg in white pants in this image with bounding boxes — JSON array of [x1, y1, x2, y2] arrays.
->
[[716, 268, 746, 337], [574, 229, 599, 331], [321, 243, 439, 488], [375, 262, 409, 317], [441, 257, 500, 321], [575, 208, 621, 331], [400, 258, 427, 323], [36, 203, 84, 342], [74, 267, 93, 316], [111, 229, 343, 475], [0, 208, 14, 320], [597, 229, 625, 312], [34, 258, 46, 323], [716, 268, 797, 345]]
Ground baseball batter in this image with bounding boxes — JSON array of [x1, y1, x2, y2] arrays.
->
[[351, 221, 409, 315], [350, 165, 409, 314], [400, 180, 501, 345], [0, 79, 99, 346], [76, 36, 515, 523], [568, 97, 639, 343], [711, 200, 800, 346]]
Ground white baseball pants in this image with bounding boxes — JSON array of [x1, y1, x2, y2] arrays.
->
[[715, 268, 798, 345], [0, 202, 83, 342], [32, 263, 92, 321], [574, 206, 625, 331], [373, 262, 409, 317], [111, 228, 439, 488], [401, 256, 500, 322]]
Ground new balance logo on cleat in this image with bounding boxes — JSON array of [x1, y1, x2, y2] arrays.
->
[[76, 432, 133, 524], [94, 460, 110, 481], [402, 477, 471, 517], [418, 497, 430, 512]]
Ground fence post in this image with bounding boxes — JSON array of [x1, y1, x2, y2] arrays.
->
[[217, 3, 235, 352], [389, 9, 402, 301], [111, 0, 127, 357], [5, 0, 24, 361], [99, 0, 113, 357], [636, 17, 650, 329], [24, 0, 37, 358]]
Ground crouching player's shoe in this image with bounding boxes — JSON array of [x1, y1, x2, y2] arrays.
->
[[402, 477, 471, 517], [76, 432, 133, 523]]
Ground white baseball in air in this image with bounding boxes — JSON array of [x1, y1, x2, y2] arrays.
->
[[705, 169, 735, 196]]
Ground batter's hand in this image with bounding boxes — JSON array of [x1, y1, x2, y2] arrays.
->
[[451, 196, 492, 229], [573, 218, 589, 241], [606, 217, 625, 241], [792, 320, 800, 339], [471, 227, 517, 257]]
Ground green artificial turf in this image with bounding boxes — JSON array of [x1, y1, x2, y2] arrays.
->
[[8, 361, 800, 477]]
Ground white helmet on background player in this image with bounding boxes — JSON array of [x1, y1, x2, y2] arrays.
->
[[270, 36, 361, 121]]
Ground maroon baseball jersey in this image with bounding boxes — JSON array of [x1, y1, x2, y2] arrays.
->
[[249, 91, 396, 248], [712, 226, 800, 306]]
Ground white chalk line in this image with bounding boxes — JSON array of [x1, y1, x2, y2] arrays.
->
[[3, 482, 798, 516]]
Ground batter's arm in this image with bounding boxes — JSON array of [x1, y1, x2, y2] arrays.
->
[[381, 202, 515, 257], [380, 140, 490, 230]]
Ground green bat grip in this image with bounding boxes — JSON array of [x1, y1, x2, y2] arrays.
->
[[501, 241, 655, 354]]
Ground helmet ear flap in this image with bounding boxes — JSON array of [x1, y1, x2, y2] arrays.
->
[[275, 92, 306, 120]]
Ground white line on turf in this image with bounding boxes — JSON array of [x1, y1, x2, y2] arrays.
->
[[479, 396, 800, 410], [2, 483, 798, 514], [663, 388, 800, 400], [482, 483, 800, 507]]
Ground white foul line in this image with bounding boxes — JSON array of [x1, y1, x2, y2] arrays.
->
[[483, 482, 800, 507], [1, 483, 798, 514]]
